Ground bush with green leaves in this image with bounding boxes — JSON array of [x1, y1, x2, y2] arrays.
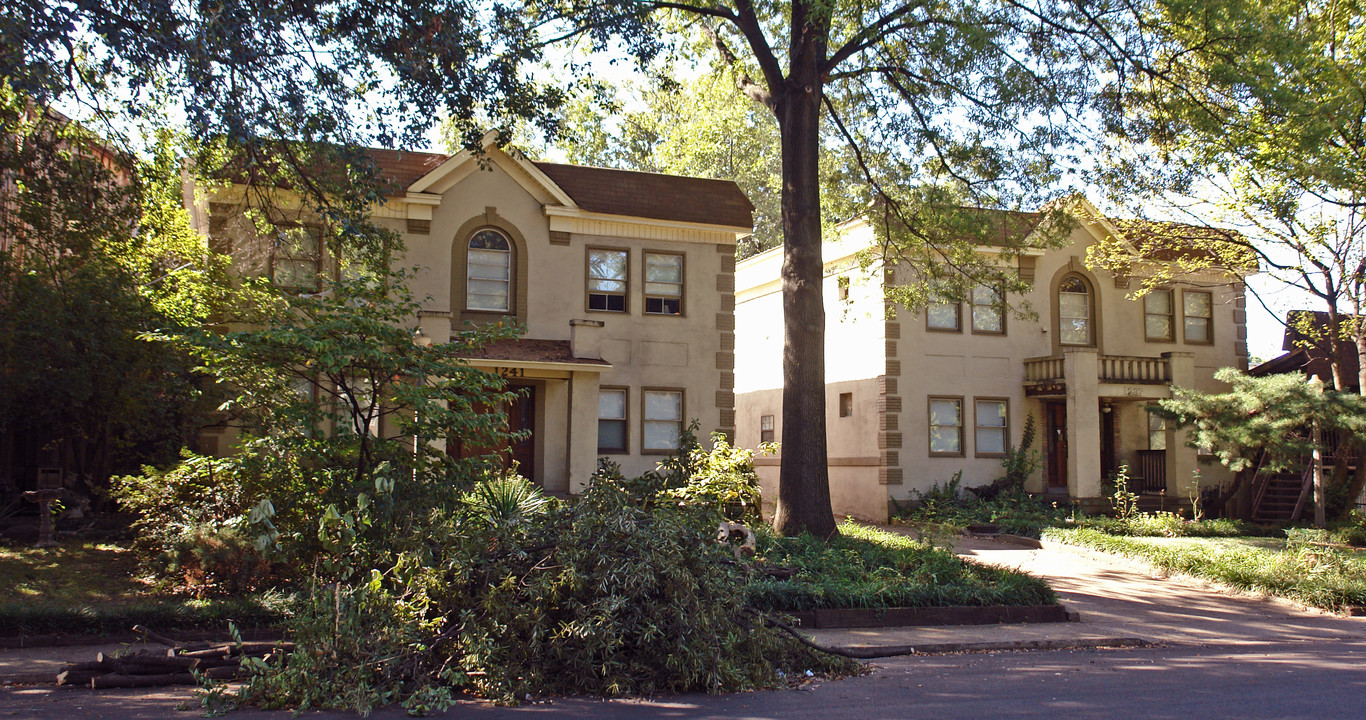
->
[[594, 426, 767, 526], [244, 466, 857, 713]]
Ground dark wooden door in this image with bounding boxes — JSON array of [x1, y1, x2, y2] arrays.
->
[[506, 386, 535, 479], [1045, 402, 1068, 490], [450, 385, 536, 482]]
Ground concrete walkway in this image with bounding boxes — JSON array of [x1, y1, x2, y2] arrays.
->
[[803, 532, 1366, 656]]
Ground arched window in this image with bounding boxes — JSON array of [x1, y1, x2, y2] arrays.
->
[[1058, 275, 1092, 346], [466, 229, 511, 312]]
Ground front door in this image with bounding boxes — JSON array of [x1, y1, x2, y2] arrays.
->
[[506, 385, 535, 479], [1045, 401, 1068, 490], [450, 384, 536, 482]]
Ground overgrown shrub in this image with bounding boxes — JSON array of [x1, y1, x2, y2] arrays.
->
[[244, 466, 856, 713]]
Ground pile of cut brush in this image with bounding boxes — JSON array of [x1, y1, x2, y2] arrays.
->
[[55, 627, 292, 689]]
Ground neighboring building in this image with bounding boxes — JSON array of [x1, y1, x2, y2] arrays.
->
[[1250, 311, 1363, 520], [735, 197, 1251, 522], [189, 138, 752, 493], [1251, 310, 1362, 393]]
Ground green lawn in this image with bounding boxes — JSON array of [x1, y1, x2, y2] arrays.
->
[[0, 541, 155, 604], [0, 541, 290, 636], [1045, 527, 1366, 613], [746, 521, 1057, 611]]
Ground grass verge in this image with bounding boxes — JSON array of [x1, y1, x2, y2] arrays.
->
[[0, 541, 291, 636], [1045, 527, 1366, 613], [746, 521, 1057, 611]]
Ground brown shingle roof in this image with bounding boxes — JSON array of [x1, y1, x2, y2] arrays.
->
[[463, 339, 610, 367], [366, 148, 449, 192], [1109, 219, 1254, 267], [533, 162, 754, 229]]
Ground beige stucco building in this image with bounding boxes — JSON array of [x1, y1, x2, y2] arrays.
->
[[190, 139, 751, 492], [735, 198, 1251, 522]]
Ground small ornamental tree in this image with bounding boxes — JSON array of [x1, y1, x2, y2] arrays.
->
[[1154, 368, 1366, 518], [140, 269, 521, 561]]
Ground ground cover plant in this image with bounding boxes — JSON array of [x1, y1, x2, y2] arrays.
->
[[0, 541, 289, 636], [1045, 527, 1366, 613], [747, 521, 1057, 611]]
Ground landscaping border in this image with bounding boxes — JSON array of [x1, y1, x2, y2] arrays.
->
[[789, 604, 1073, 629]]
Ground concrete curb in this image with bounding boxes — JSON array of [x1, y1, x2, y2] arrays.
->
[[827, 636, 1154, 659]]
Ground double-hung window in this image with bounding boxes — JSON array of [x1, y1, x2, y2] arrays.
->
[[644, 252, 684, 315], [1148, 411, 1167, 450], [974, 399, 1009, 456], [588, 248, 628, 312], [597, 388, 628, 453], [1183, 290, 1213, 343], [642, 389, 684, 452], [929, 397, 964, 455], [1058, 275, 1092, 345], [1144, 289, 1175, 341], [271, 225, 322, 290], [971, 284, 1005, 334]]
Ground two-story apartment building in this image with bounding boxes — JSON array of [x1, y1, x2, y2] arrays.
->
[[735, 197, 1251, 522], [189, 138, 752, 493]]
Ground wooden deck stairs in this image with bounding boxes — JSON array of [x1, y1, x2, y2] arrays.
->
[[1250, 463, 1313, 524]]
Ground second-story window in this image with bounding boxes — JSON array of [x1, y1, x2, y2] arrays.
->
[[466, 229, 511, 312], [1183, 290, 1213, 343], [588, 248, 628, 312], [927, 302, 961, 331], [971, 284, 1005, 334], [644, 252, 684, 315], [1144, 289, 1175, 341], [271, 225, 322, 290], [1058, 275, 1092, 346]]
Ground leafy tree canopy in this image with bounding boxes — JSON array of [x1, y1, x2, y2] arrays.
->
[[1095, 0, 1366, 392]]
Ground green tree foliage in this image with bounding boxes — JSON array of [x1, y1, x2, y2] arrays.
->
[[6, 0, 1151, 537], [1096, 0, 1366, 393], [1154, 368, 1366, 517], [128, 270, 521, 563], [0, 89, 222, 493], [550, 69, 858, 257]]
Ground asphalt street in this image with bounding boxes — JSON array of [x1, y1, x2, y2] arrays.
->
[[3, 641, 1364, 719]]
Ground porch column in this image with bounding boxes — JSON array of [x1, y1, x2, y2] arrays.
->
[[1063, 348, 1102, 500], [566, 369, 601, 494], [1162, 351, 1199, 498]]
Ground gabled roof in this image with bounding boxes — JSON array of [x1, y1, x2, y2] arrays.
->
[[210, 139, 755, 230]]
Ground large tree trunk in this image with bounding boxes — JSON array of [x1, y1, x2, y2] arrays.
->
[[772, 3, 836, 538]]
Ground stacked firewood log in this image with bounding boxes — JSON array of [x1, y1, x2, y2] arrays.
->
[[54, 628, 292, 689]]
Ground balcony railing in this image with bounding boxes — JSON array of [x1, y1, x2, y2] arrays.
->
[[1099, 355, 1171, 384], [1023, 354, 1171, 385], [1023, 356, 1065, 383]]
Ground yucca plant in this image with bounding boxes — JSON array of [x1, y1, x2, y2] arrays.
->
[[464, 471, 549, 530]]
